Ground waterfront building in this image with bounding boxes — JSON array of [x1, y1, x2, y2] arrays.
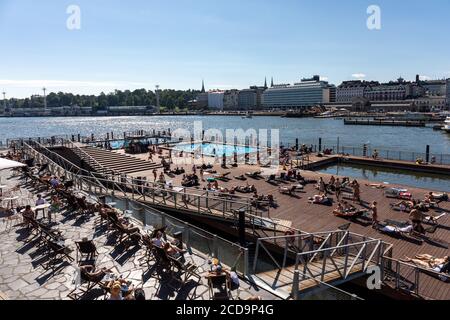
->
[[413, 96, 447, 111], [446, 79, 450, 107], [238, 86, 265, 110], [238, 89, 257, 110], [336, 80, 379, 103], [420, 79, 447, 96], [207, 91, 224, 109], [223, 89, 240, 110], [262, 75, 335, 109]]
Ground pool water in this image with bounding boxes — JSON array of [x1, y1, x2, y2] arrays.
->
[[173, 142, 258, 157], [318, 163, 450, 192]]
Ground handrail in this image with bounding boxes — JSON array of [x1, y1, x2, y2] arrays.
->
[[60, 138, 115, 176], [22, 140, 117, 195]]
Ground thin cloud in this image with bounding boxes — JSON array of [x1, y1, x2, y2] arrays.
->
[[320, 76, 329, 81], [419, 75, 431, 81], [351, 73, 366, 79]]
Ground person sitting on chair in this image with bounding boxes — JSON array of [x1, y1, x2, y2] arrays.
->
[[151, 231, 166, 248], [35, 194, 47, 206], [22, 205, 36, 223]]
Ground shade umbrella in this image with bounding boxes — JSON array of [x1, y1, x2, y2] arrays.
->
[[0, 158, 26, 183]]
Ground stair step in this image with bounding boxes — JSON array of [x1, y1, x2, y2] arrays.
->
[[80, 147, 162, 174]]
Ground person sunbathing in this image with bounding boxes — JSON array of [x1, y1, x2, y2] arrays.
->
[[333, 202, 358, 217], [279, 185, 297, 195], [365, 183, 386, 189], [390, 199, 416, 212], [378, 223, 413, 235], [234, 174, 247, 181], [151, 231, 167, 248], [309, 195, 332, 206], [402, 255, 450, 276], [163, 242, 185, 259], [79, 265, 113, 283]]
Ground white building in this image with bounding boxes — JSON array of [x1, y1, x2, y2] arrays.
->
[[262, 76, 335, 109], [208, 91, 224, 109]]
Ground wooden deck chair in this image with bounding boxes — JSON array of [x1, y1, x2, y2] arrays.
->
[[68, 266, 109, 300], [138, 234, 156, 266], [207, 274, 232, 300], [43, 238, 74, 270], [75, 240, 98, 263], [169, 255, 202, 285]]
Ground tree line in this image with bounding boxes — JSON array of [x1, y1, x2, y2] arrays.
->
[[4, 89, 201, 110]]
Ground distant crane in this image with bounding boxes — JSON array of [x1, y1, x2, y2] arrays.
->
[[42, 87, 47, 111]]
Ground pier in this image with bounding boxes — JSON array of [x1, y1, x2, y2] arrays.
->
[[344, 119, 426, 127]]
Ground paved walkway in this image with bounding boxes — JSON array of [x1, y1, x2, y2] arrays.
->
[[0, 170, 276, 300]]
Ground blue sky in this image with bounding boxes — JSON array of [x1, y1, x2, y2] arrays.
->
[[1, 0, 449, 98]]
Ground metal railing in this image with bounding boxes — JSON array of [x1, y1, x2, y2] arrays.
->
[[281, 140, 450, 165], [381, 256, 449, 299], [252, 230, 387, 300], [104, 194, 250, 276]]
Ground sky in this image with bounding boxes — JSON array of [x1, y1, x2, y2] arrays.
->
[[0, 0, 450, 98]]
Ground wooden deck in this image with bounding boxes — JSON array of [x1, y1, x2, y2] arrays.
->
[[115, 149, 450, 300]]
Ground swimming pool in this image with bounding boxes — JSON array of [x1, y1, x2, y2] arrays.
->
[[317, 163, 450, 192], [95, 137, 171, 150], [173, 142, 258, 157]]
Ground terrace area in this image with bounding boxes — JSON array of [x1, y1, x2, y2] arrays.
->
[[0, 168, 276, 300]]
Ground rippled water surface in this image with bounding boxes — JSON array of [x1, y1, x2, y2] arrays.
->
[[0, 116, 449, 154]]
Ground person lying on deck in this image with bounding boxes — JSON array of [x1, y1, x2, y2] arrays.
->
[[377, 223, 414, 235], [365, 183, 387, 189], [402, 255, 450, 278], [309, 195, 332, 206], [390, 199, 417, 212], [234, 184, 257, 193], [333, 202, 358, 217], [279, 185, 297, 195]]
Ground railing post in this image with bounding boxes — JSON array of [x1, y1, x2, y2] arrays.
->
[[415, 269, 420, 296], [243, 248, 250, 276], [213, 235, 219, 258], [292, 270, 300, 300], [395, 262, 400, 289], [253, 240, 260, 273]]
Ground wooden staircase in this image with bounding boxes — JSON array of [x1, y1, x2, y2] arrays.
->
[[81, 146, 162, 174]]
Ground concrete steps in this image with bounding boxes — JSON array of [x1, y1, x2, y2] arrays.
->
[[82, 146, 161, 174]]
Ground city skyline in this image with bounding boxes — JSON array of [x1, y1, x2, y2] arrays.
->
[[1, 0, 450, 98]]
